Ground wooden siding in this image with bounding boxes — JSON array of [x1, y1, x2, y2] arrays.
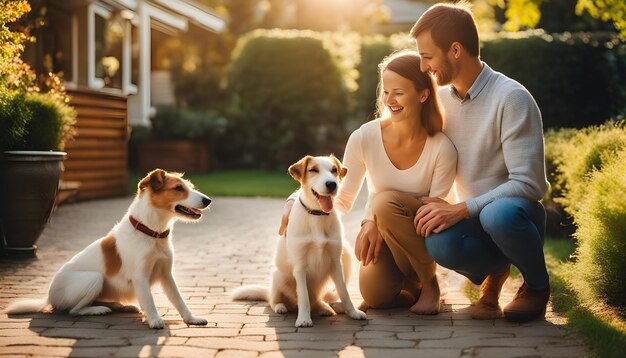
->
[[62, 88, 129, 201]]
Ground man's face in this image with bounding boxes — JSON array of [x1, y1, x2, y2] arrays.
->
[[415, 30, 454, 86]]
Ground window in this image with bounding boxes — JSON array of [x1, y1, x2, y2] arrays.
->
[[94, 11, 124, 89]]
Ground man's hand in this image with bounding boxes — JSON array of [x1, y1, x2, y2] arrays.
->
[[354, 220, 384, 266], [278, 200, 294, 236], [414, 197, 468, 237]]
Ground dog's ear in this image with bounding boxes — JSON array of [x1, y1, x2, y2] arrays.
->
[[139, 168, 167, 192], [330, 154, 348, 181], [288, 156, 312, 182]]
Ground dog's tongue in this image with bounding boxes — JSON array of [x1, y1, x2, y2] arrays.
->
[[318, 195, 333, 213]]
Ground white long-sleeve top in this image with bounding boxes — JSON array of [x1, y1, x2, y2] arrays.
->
[[439, 63, 550, 217], [335, 119, 458, 222]]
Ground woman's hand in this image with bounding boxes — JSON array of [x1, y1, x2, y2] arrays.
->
[[278, 200, 294, 236], [355, 220, 384, 266]]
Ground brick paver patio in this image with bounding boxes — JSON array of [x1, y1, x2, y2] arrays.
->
[[0, 193, 588, 357]]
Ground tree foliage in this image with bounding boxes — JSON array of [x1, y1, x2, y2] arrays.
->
[[489, 0, 625, 37]]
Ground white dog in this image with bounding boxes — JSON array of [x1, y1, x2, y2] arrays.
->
[[4, 169, 211, 329], [232, 155, 367, 327]]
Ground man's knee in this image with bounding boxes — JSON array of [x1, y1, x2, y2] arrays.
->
[[479, 198, 537, 239], [425, 233, 463, 269]]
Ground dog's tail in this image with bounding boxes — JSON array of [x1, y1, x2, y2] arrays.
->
[[3, 298, 49, 314], [231, 285, 269, 302]]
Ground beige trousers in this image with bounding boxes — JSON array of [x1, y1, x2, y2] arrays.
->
[[359, 191, 437, 308]]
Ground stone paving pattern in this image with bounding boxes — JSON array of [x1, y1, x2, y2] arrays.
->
[[0, 193, 588, 357]]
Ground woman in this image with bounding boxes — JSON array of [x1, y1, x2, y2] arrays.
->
[[281, 50, 457, 314]]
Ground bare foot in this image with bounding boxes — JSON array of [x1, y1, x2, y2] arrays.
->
[[409, 277, 440, 315]]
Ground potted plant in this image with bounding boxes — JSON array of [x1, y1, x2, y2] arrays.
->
[[0, 0, 76, 258]]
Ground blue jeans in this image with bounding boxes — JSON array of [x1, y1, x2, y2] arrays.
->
[[425, 197, 549, 291]]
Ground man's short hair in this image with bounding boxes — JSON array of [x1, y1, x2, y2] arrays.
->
[[410, 2, 479, 57]]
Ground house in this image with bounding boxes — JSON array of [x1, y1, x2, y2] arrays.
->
[[377, 0, 428, 34], [22, 0, 226, 200]]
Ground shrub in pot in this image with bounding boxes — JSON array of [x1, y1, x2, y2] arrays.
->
[[0, 91, 76, 258], [0, 0, 76, 257]]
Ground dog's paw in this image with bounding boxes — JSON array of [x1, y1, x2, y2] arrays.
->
[[147, 317, 165, 329], [120, 305, 140, 313], [274, 303, 288, 314], [347, 308, 367, 320], [329, 301, 345, 314], [185, 316, 208, 326], [72, 306, 112, 316], [295, 316, 313, 327]]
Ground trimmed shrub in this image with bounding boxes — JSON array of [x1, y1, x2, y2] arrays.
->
[[0, 90, 31, 151], [547, 122, 626, 216], [149, 106, 227, 142], [0, 91, 75, 152], [481, 32, 625, 128], [226, 29, 349, 168], [16, 92, 76, 152], [569, 148, 626, 309], [354, 36, 393, 125]]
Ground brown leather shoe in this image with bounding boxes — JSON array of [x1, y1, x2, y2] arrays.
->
[[503, 282, 550, 322], [471, 266, 510, 319]]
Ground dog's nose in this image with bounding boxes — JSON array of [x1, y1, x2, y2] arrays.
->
[[202, 197, 212, 207], [325, 181, 337, 192]]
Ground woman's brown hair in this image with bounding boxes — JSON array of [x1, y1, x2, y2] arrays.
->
[[375, 50, 444, 136]]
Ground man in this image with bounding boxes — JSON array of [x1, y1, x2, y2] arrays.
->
[[411, 2, 551, 322]]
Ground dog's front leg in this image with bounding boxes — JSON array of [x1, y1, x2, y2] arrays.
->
[[133, 275, 164, 329], [331, 263, 367, 321], [293, 267, 313, 327], [161, 273, 207, 326]]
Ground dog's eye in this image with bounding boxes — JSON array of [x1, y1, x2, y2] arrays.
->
[[174, 185, 185, 192], [331, 167, 338, 174], [308, 168, 319, 173]]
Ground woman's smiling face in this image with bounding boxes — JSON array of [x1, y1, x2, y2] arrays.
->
[[382, 69, 422, 122]]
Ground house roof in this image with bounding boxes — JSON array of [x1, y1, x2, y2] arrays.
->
[[109, 0, 226, 33], [152, 0, 226, 33]]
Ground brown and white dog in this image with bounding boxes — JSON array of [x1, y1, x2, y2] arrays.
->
[[232, 155, 367, 327], [4, 169, 211, 329]]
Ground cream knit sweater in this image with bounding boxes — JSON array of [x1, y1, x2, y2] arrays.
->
[[440, 62, 550, 217]]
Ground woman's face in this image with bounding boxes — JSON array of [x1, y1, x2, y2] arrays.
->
[[382, 69, 423, 123]]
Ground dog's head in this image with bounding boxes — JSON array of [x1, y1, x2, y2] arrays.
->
[[288, 155, 348, 213], [137, 169, 211, 221]]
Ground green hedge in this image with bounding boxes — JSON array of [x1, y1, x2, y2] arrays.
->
[[226, 29, 349, 168], [545, 122, 626, 217], [354, 36, 394, 124], [481, 32, 626, 128], [568, 148, 626, 308], [544, 122, 626, 310]]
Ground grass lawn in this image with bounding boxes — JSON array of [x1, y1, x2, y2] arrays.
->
[[545, 237, 626, 358], [128, 170, 299, 198]]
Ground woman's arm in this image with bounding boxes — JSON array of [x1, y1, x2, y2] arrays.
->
[[336, 128, 367, 216]]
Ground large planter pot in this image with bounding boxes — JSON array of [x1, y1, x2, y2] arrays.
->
[[0, 151, 66, 258]]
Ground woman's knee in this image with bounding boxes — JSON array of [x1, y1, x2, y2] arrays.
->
[[371, 191, 401, 219], [359, 262, 403, 308]]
